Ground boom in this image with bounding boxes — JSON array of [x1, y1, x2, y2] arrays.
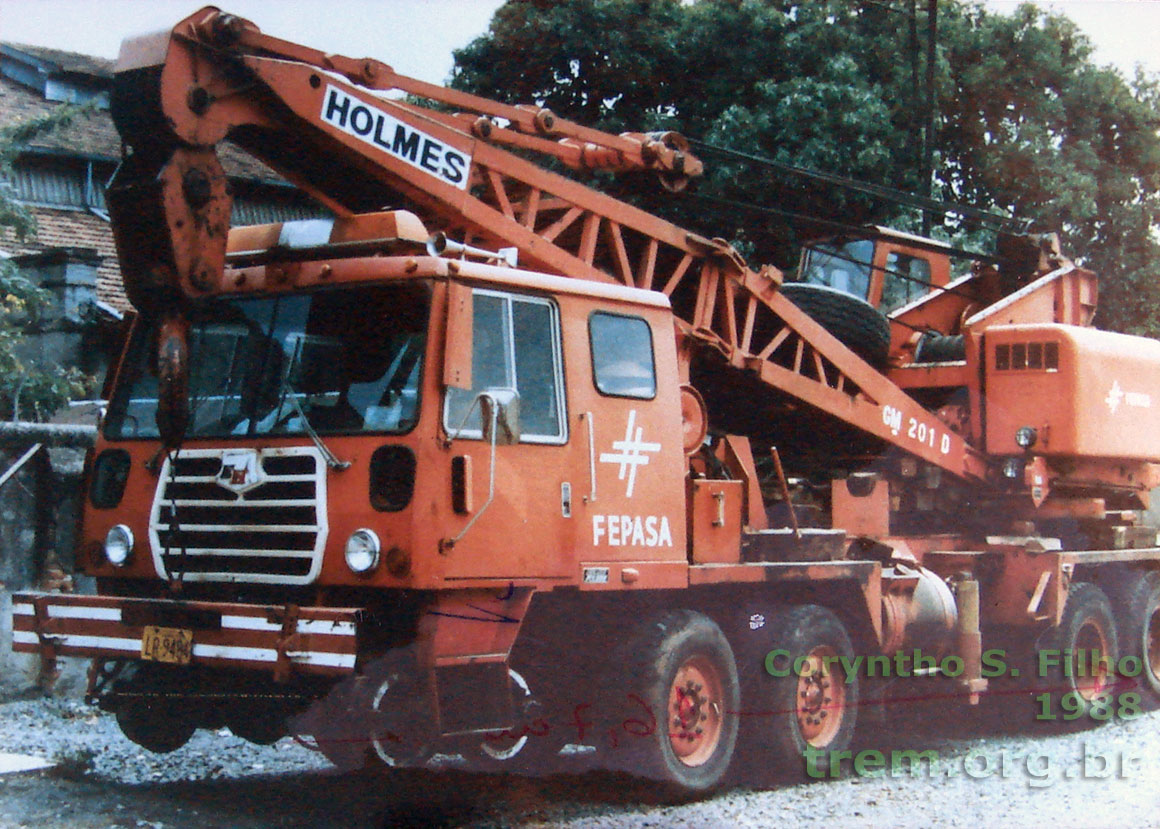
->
[[17, 6, 1160, 793], [108, 6, 987, 482]]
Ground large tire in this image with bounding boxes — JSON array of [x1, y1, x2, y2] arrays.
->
[[110, 664, 197, 754], [469, 667, 566, 773], [116, 701, 197, 754], [780, 283, 890, 370], [1039, 582, 1119, 726], [742, 605, 858, 778], [608, 610, 740, 792], [1107, 570, 1160, 704], [290, 652, 434, 771], [363, 654, 435, 769]]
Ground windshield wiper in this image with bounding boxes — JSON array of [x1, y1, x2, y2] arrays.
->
[[286, 388, 350, 471]]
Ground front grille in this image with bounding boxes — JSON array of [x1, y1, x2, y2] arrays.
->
[[149, 447, 327, 585]]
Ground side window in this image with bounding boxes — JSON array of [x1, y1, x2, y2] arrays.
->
[[589, 312, 656, 399], [882, 252, 932, 313], [444, 290, 566, 443]]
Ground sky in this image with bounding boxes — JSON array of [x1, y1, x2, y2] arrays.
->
[[2, 0, 1159, 86]]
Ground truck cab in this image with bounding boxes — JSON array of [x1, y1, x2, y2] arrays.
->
[[89, 211, 690, 594]]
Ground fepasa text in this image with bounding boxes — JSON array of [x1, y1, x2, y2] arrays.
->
[[592, 514, 673, 548]]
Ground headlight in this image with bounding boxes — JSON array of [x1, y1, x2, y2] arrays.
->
[[1015, 426, 1038, 449], [1002, 457, 1024, 479], [345, 528, 381, 574], [104, 525, 134, 567]]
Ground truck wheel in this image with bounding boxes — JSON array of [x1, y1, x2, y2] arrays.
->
[[116, 699, 196, 753], [367, 662, 433, 769], [109, 663, 196, 753], [750, 605, 858, 777], [1041, 582, 1119, 723], [471, 667, 563, 772], [1109, 570, 1160, 703], [614, 610, 740, 792], [476, 669, 533, 764], [228, 714, 285, 746], [780, 283, 890, 370]]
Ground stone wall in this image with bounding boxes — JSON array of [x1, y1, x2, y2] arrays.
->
[[0, 443, 89, 697]]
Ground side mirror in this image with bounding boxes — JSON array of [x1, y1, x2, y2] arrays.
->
[[479, 388, 520, 446]]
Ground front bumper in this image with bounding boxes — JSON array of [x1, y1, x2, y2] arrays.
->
[[12, 592, 360, 678]]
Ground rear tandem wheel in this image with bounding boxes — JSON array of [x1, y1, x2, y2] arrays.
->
[[610, 609, 741, 792], [1038, 582, 1119, 727], [741, 604, 859, 778], [1104, 570, 1160, 704]]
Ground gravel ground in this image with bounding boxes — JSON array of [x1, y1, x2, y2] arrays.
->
[[2, 584, 1158, 827], [0, 677, 1158, 828]]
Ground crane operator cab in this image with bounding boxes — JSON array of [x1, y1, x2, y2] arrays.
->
[[787, 227, 954, 370], [796, 226, 951, 314]]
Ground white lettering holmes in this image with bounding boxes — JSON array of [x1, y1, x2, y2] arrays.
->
[[592, 514, 673, 547], [321, 85, 471, 190]]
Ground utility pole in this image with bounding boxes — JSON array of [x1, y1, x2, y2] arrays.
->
[[922, 0, 937, 236]]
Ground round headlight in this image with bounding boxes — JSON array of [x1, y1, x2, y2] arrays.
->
[[104, 525, 134, 567], [1015, 426, 1038, 449], [345, 528, 381, 574]]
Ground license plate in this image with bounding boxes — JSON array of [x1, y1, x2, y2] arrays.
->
[[141, 625, 193, 664]]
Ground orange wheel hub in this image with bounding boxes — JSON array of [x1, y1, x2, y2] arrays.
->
[[667, 656, 725, 767], [794, 647, 845, 747], [1073, 619, 1112, 701]]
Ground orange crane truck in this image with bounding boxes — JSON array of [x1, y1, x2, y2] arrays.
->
[[13, 7, 1160, 791]]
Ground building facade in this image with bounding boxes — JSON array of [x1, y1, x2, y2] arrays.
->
[[1, 41, 329, 384]]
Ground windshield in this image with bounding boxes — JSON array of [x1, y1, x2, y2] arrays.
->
[[800, 239, 874, 300], [106, 285, 428, 440]]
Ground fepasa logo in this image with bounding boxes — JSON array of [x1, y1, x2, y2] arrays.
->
[[320, 85, 471, 190], [599, 409, 661, 498]]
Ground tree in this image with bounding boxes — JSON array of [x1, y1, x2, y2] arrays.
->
[[451, 0, 1160, 333], [0, 109, 94, 421]]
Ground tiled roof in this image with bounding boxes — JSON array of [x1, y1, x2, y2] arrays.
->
[[0, 72, 119, 159], [2, 43, 113, 79], [0, 49, 286, 181], [1, 208, 128, 310], [1, 43, 329, 312]]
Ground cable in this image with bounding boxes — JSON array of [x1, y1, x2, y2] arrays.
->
[[683, 192, 987, 306], [688, 138, 1030, 232], [683, 191, 879, 237]]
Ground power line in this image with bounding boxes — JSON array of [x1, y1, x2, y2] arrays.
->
[[688, 138, 1030, 233], [682, 191, 990, 307]]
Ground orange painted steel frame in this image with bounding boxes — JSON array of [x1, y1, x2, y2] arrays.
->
[[106, 6, 989, 490], [22, 8, 1160, 785]]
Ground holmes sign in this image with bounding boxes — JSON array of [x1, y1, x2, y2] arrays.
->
[[321, 85, 471, 190]]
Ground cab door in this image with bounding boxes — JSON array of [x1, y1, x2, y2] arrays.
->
[[441, 287, 575, 579], [568, 305, 688, 573]]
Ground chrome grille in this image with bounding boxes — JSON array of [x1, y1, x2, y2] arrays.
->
[[149, 447, 327, 585]]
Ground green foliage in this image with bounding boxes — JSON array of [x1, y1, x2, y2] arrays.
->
[[0, 107, 95, 421], [451, 0, 1160, 333]]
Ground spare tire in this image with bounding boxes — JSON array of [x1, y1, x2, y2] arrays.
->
[[780, 283, 891, 370]]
